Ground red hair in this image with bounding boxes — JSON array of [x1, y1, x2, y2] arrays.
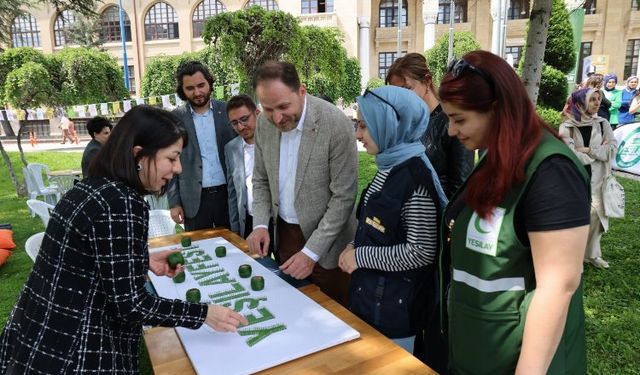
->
[[438, 50, 558, 218]]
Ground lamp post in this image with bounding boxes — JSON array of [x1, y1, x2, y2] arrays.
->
[[448, 0, 454, 61], [397, 0, 403, 57], [118, 0, 130, 92]]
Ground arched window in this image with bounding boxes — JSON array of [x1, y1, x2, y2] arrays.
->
[[437, 0, 467, 24], [379, 0, 407, 28], [193, 0, 226, 37], [100, 5, 132, 42], [11, 13, 41, 47], [53, 10, 78, 46], [244, 0, 279, 10], [144, 2, 179, 40]]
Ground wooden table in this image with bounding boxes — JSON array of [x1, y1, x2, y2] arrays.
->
[[145, 228, 437, 375]]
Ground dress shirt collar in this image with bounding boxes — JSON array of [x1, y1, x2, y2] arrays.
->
[[294, 96, 308, 133]]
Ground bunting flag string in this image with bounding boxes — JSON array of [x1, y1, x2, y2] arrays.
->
[[1, 82, 240, 121]]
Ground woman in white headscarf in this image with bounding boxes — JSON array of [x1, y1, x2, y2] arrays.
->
[[560, 88, 618, 268], [618, 75, 638, 125]]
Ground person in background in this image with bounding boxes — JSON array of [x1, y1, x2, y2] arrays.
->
[[59, 114, 74, 144], [338, 86, 446, 354], [618, 75, 638, 125], [224, 94, 260, 238], [386, 52, 474, 198], [603, 74, 622, 128], [168, 61, 235, 231], [247, 61, 357, 307], [81, 116, 112, 177], [560, 88, 618, 269], [439, 51, 589, 374], [0, 105, 247, 374], [584, 74, 611, 121]]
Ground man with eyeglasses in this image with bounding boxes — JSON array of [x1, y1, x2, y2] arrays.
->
[[168, 61, 235, 231], [224, 94, 262, 239], [247, 61, 357, 307]]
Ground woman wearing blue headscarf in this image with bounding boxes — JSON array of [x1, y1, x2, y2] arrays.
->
[[338, 86, 447, 353]]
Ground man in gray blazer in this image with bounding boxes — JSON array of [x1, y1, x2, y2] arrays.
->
[[247, 62, 357, 306], [224, 94, 260, 238], [168, 61, 235, 231]]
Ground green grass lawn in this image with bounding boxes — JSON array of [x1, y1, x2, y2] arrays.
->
[[0, 151, 638, 374]]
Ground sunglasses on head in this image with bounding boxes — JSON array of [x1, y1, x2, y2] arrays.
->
[[363, 89, 401, 120], [446, 58, 495, 92]]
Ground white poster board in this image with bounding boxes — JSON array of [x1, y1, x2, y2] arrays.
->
[[612, 123, 640, 176], [148, 237, 359, 375]]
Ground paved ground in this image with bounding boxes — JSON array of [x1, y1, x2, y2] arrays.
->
[[1, 138, 88, 153]]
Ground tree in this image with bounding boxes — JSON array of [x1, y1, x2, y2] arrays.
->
[[0, 0, 100, 50], [4, 61, 57, 168], [52, 47, 129, 105], [520, 0, 573, 109], [520, 0, 552, 103], [425, 32, 482, 85], [140, 53, 197, 98], [67, 15, 104, 49], [201, 5, 301, 97]]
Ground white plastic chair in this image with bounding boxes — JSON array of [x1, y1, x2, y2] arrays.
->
[[24, 164, 60, 204], [25, 232, 45, 262], [148, 209, 177, 238], [26, 199, 55, 228]]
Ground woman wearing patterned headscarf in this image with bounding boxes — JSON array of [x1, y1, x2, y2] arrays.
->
[[560, 88, 618, 268], [618, 75, 638, 125], [338, 86, 446, 354], [603, 73, 622, 127]]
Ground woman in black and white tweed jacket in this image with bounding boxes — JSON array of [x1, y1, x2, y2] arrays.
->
[[0, 106, 247, 374]]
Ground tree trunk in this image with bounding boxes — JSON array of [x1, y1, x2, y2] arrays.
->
[[521, 0, 553, 104], [1, 108, 15, 137], [16, 109, 28, 167], [0, 138, 21, 196]]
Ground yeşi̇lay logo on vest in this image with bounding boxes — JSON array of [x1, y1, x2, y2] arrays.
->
[[466, 208, 506, 257], [616, 126, 640, 169]]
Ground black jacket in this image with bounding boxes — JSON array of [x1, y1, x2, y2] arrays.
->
[[421, 104, 474, 198]]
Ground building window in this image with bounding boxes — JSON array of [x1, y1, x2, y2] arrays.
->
[[378, 51, 405, 79], [244, 0, 279, 10], [577, 41, 593, 84], [193, 0, 226, 37], [123, 65, 136, 94], [505, 46, 523, 68], [583, 0, 596, 14], [11, 13, 40, 47], [53, 10, 78, 46], [379, 0, 407, 27], [301, 0, 334, 14], [633, 0, 640, 11], [100, 6, 131, 43], [144, 2, 179, 40], [508, 0, 530, 20], [625, 39, 640, 79], [437, 0, 467, 24]]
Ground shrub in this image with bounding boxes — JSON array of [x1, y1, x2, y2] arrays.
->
[[425, 32, 482, 85], [536, 105, 562, 129], [538, 64, 568, 111]]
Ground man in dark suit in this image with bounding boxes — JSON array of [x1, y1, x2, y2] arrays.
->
[[168, 61, 235, 231], [81, 116, 112, 178]]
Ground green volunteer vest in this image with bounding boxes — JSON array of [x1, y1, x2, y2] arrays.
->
[[443, 132, 588, 375]]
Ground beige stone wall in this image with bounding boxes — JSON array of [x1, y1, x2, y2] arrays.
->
[[8, 0, 640, 93]]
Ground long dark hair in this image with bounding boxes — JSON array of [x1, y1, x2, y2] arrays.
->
[[89, 105, 188, 195], [439, 50, 556, 218]]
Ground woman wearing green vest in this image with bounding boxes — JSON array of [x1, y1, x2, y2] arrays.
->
[[438, 51, 590, 374]]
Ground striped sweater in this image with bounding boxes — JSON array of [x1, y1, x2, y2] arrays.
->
[[355, 169, 438, 272]]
